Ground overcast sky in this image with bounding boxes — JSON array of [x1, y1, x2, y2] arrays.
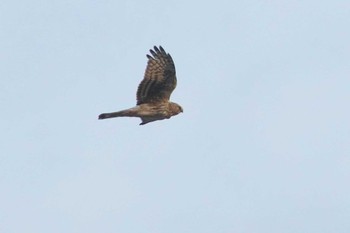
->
[[1, 0, 350, 232]]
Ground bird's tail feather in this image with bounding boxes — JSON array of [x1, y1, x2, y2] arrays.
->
[[98, 109, 135, 120]]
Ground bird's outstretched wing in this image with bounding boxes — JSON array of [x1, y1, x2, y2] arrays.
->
[[136, 46, 177, 105]]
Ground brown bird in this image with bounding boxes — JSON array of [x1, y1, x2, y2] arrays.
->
[[98, 46, 183, 125]]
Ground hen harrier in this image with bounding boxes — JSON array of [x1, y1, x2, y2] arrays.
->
[[98, 46, 183, 125]]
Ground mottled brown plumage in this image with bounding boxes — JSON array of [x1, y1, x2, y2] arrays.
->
[[98, 46, 183, 125]]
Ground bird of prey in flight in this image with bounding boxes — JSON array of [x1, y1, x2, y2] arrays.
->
[[98, 46, 183, 125]]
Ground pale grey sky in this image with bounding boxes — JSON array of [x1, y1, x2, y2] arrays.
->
[[1, 0, 350, 232]]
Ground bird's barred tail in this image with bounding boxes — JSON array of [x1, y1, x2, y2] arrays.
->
[[98, 110, 131, 120]]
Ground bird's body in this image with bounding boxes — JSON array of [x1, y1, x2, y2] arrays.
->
[[99, 101, 182, 125], [98, 46, 183, 125]]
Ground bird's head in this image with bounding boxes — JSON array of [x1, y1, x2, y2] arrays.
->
[[169, 102, 183, 115]]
